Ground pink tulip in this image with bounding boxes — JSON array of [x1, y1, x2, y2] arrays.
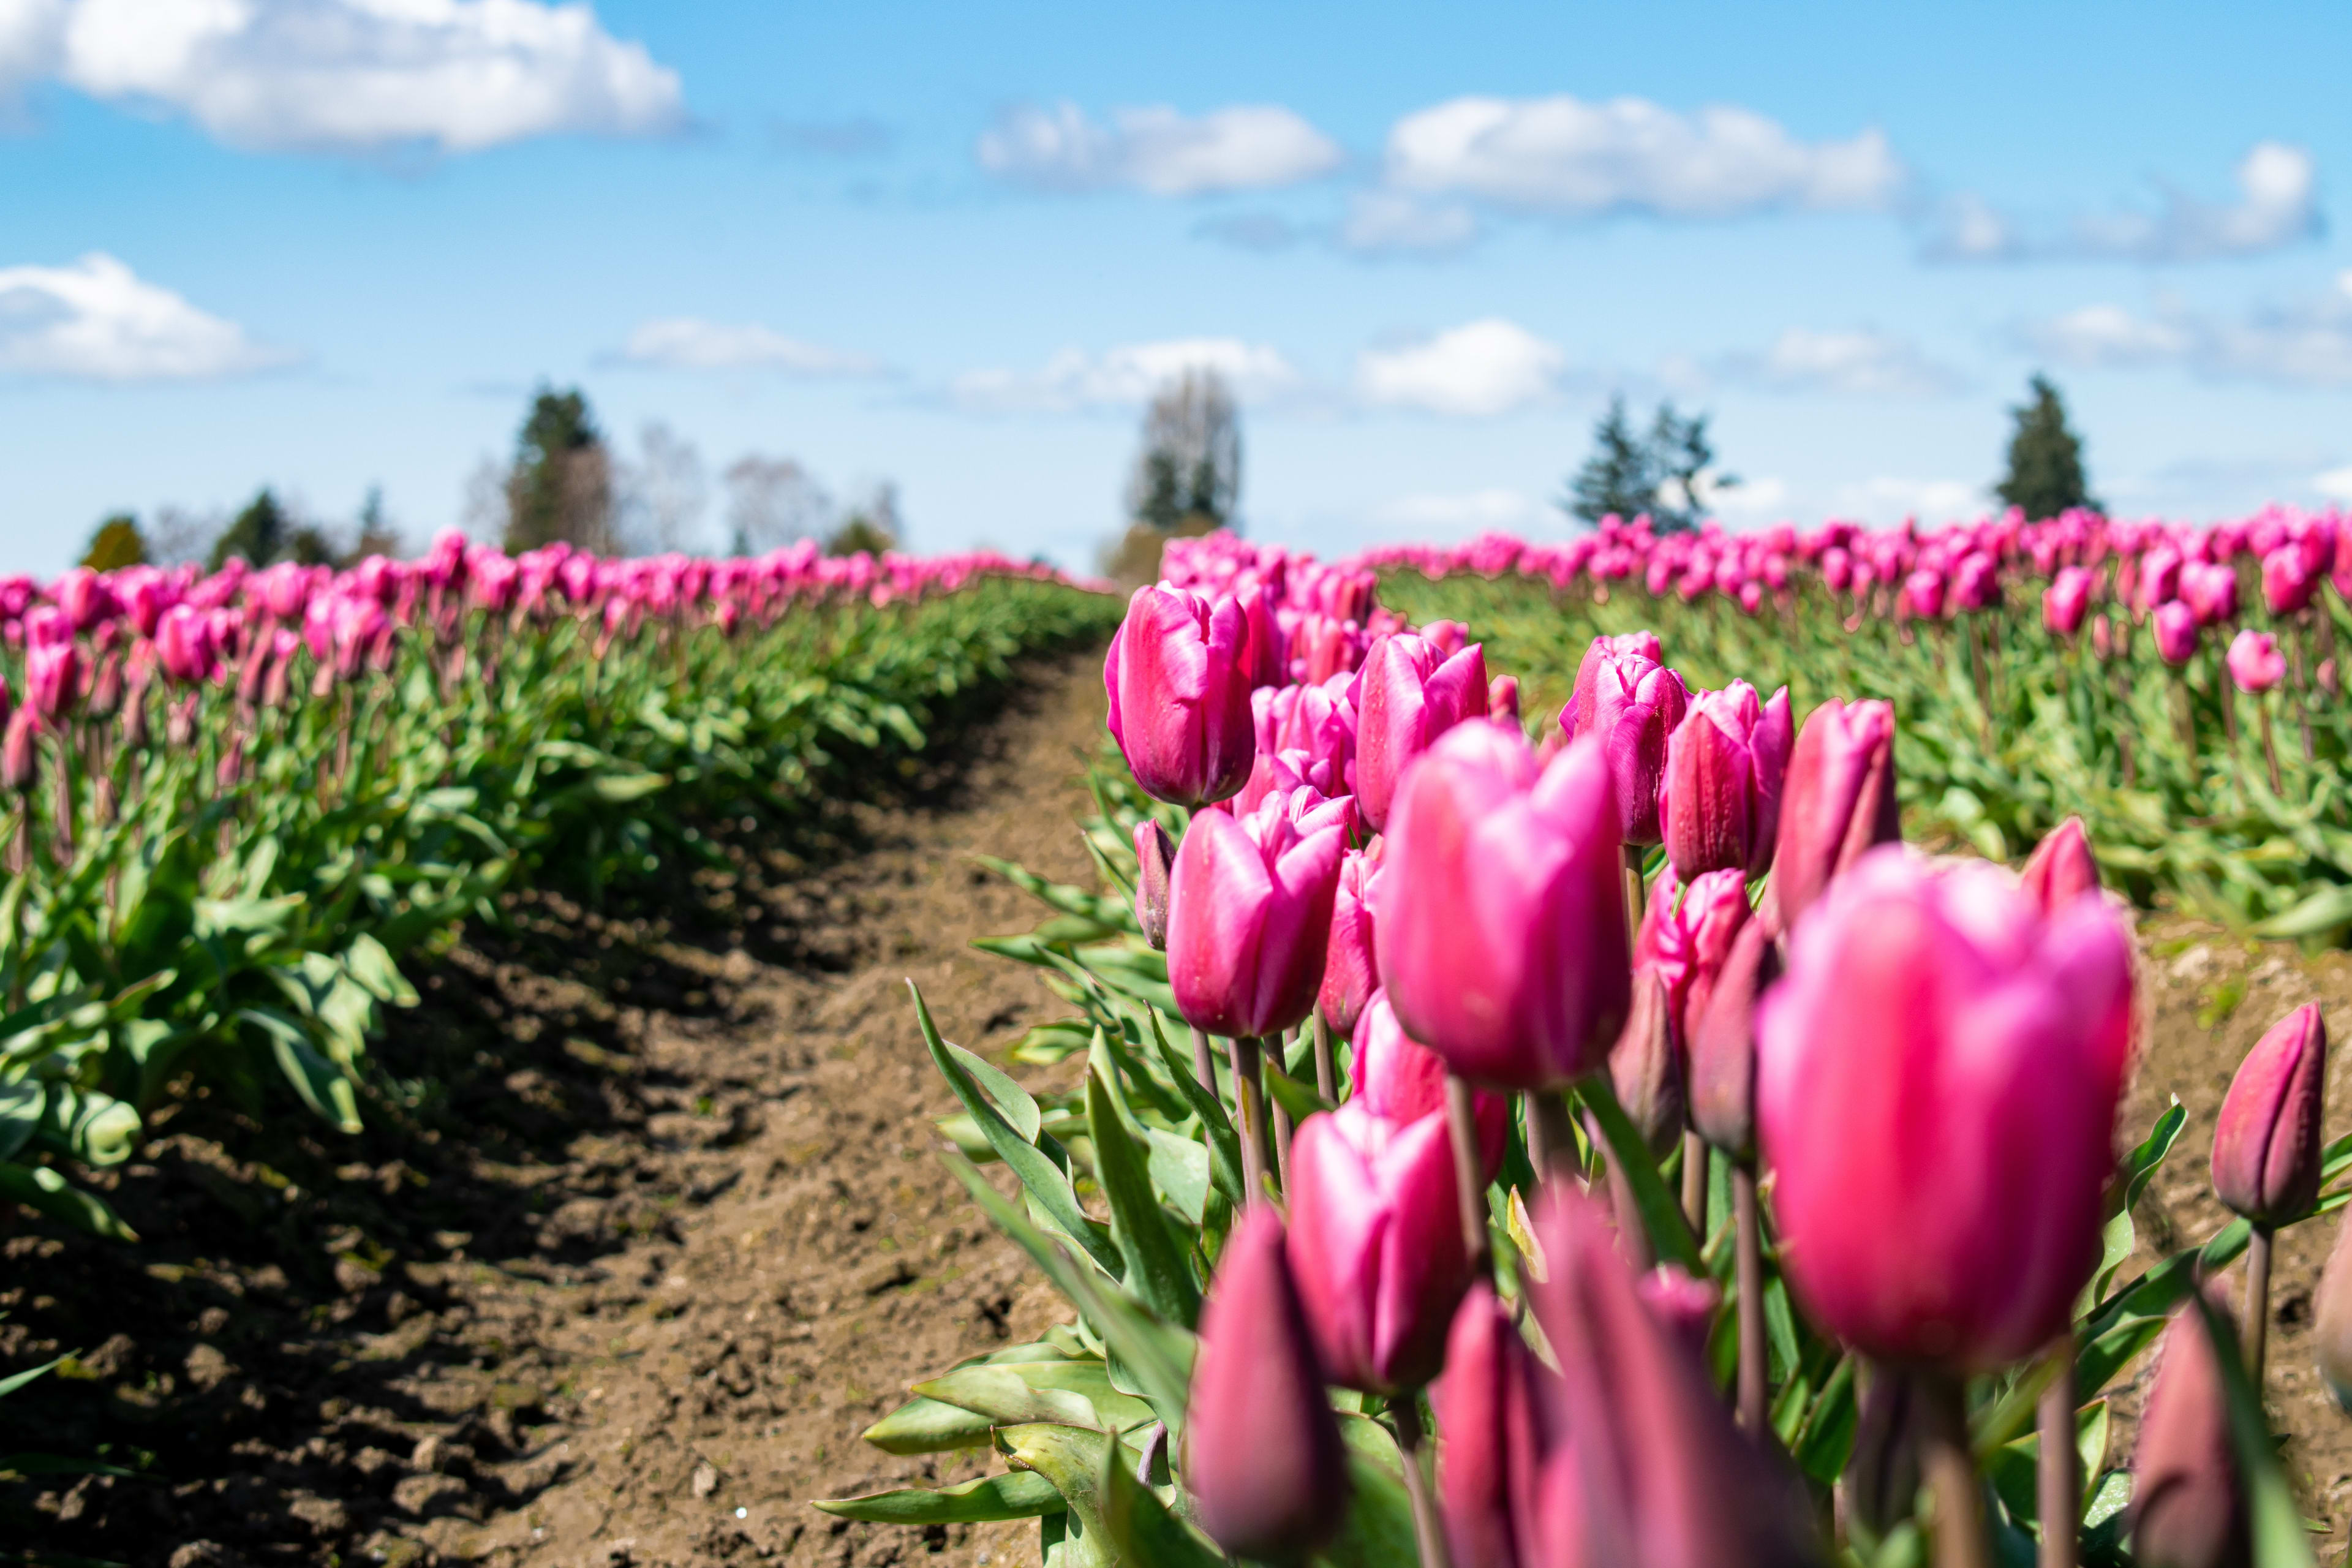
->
[[2153, 600, 2200, 665], [2130, 1295, 2247, 1568], [2018, 815, 2101, 914], [1102, 586, 1256, 807], [1766, 698, 1898, 933], [1487, 674, 1520, 726], [2180, 560, 2238, 626], [1166, 794, 1346, 1039], [1434, 1283, 1542, 1568], [1758, 848, 2134, 1369], [1317, 844, 1382, 1036], [1636, 865, 1752, 1050], [2211, 1003, 2327, 1226], [1378, 722, 1631, 1091], [2316, 1207, 2352, 1410], [53, 568, 118, 633], [2226, 628, 2285, 694], [1610, 965, 1683, 1153], [1635, 1265, 1722, 1362], [2139, 543, 2184, 609], [2263, 545, 2318, 616], [1687, 918, 1777, 1158], [1356, 632, 1488, 832], [1559, 640, 1687, 846], [2043, 565, 2093, 636], [154, 604, 216, 685], [23, 640, 79, 723], [1351, 990, 1507, 1174], [1, 707, 36, 793], [1186, 1205, 1351, 1559], [1132, 819, 1174, 949], [1902, 567, 1945, 620], [1660, 681, 1790, 881]]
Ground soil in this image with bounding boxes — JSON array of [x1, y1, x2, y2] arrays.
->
[[10, 650, 2352, 1565]]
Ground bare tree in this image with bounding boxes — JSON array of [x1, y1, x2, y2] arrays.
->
[[616, 421, 709, 554], [1123, 369, 1241, 532], [723, 454, 832, 554]]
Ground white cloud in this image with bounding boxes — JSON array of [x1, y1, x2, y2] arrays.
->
[[2316, 465, 2352, 503], [1368, 486, 1550, 538], [978, 100, 1343, 196], [2022, 273, 2352, 388], [1719, 327, 1964, 398], [1695, 473, 1788, 522], [1382, 94, 1904, 218], [1833, 476, 1984, 525], [0, 0, 61, 96], [27, 0, 681, 154], [951, 337, 1300, 413], [1339, 190, 1480, 255], [1926, 141, 2321, 263], [0, 251, 290, 380], [615, 318, 883, 376], [1355, 318, 1565, 417]]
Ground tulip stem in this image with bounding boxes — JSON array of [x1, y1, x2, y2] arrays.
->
[[1231, 1037, 1272, 1200], [1527, 1091, 1580, 1185], [1733, 1161, 1768, 1438], [2036, 1333, 2078, 1568], [1680, 1129, 1707, 1234], [2257, 700, 2283, 795], [1271, 1096, 1295, 1196], [1621, 843, 1647, 948], [2244, 1224, 2274, 1388], [1444, 1076, 1494, 1280], [1593, 1111, 1654, 1272], [1384, 1395, 1453, 1568], [1190, 1024, 1217, 1095], [1920, 1372, 1994, 1568], [1311, 1012, 1336, 1104]]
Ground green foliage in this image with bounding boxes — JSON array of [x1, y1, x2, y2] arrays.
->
[[505, 386, 612, 552], [1996, 374, 2097, 522], [208, 488, 289, 570], [1564, 395, 1727, 534], [80, 516, 146, 572]]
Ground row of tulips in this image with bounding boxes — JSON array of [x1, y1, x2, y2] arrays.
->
[[837, 529, 2352, 1567], [0, 533, 1112, 1240], [1366, 506, 2352, 940]]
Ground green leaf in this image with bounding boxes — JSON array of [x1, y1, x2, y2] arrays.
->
[[1097, 1436, 1221, 1568], [861, 1396, 995, 1455], [589, 772, 668, 804], [951, 1042, 1042, 1144], [997, 1423, 1114, 1542], [1143, 1013, 1243, 1210], [342, 932, 418, 1007], [813, 1469, 1066, 1524], [0, 1161, 137, 1242], [1575, 1075, 1702, 1272], [2190, 1290, 2320, 1568], [1261, 1057, 1334, 1123], [1322, 1414, 1419, 1568], [1143, 1128, 1210, 1226], [0, 1082, 40, 1163], [911, 981, 1120, 1276], [914, 1365, 1106, 1429], [0, 1356, 62, 1398], [238, 1008, 362, 1133], [1088, 1061, 1203, 1329]]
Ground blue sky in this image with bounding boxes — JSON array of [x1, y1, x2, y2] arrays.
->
[[1, 1, 2348, 573]]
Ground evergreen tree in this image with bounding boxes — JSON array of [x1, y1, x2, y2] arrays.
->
[[504, 387, 614, 552], [1995, 374, 2098, 521], [1125, 371, 1240, 533], [1567, 396, 1654, 526], [209, 488, 289, 569], [81, 514, 148, 571], [1645, 403, 1727, 533]]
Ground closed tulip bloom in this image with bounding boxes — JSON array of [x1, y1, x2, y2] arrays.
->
[[1, 707, 37, 793], [1287, 1099, 1480, 1393], [1186, 1205, 1351, 1558], [1132, 819, 1175, 949], [2043, 565, 2094, 636], [1349, 990, 1507, 1170], [1767, 698, 1899, 933], [2263, 545, 2318, 616], [1488, 674, 1521, 726], [1635, 1266, 1722, 1362], [1902, 568, 1945, 620], [1435, 1284, 1541, 1568], [2018, 815, 2101, 914], [1166, 796, 1346, 1039], [1757, 849, 2135, 1370], [1317, 845, 1383, 1036], [1378, 723, 1631, 1091], [2180, 560, 2239, 626], [2211, 1003, 2328, 1226], [1559, 644, 1687, 846], [23, 641, 78, 723], [2154, 600, 2200, 665], [2130, 1297, 2248, 1568], [1102, 586, 1256, 807], [2313, 1204, 2352, 1411], [1610, 967, 1683, 1155], [1688, 918, 1778, 1158], [1356, 632, 1488, 832], [2226, 629, 2285, 695], [1661, 681, 1791, 881]]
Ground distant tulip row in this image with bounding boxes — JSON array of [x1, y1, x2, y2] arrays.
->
[[859, 526, 2351, 1568]]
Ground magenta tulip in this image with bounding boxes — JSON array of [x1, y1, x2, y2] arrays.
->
[[1637, 865, 1751, 1051], [1635, 1265, 1722, 1362], [2226, 629, 2285, 695], [1133, 819, 1174, 949], [1166, 796, 1346, 1039], [1559, 641, 1687, 846], [1317, 844, 1383, 1036], [23, 641, 78, 723], [1378, 722, 1631, 1091], [1688, 918, 1777, 1158], [2130, 1295, 2248, 1568], [1287, 1098, 1480, 1393], [1349, 990, 1506, 1171], [1757, 848, 2135, 1370], [2018, 815, 2100, 914], [1610, 966, 1683, 1154], [2263, 545, 2318, 616], [2211, 1002, 2327, 1226], [1, 707, 37, 793], [2153, 600, 2199, 665], [1661, 680, 1790, 881], [2180, 560, 2238, 626], [1488, 674, 1521, 726], [1186, 1205, 1351, 1558], [1356, 631, 1488, 832], [2043, 565, 2093, 637], [1102, 585, 1256, 807], [1766, 698, 1899, 933], [1435, 1283, 1541, 1568]]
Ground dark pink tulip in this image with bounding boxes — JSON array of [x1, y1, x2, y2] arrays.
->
[[2043, 565, 2094, 636], [1559, 641, 1687, 845], [1688, 918, 1778, 1158], [2226, 629, 2285, 694], [1, 707, 36, 793], [1635, 1265, 1722, 1362], [1351, 990, 1507, 1175], [2139, 543, 2184, 608], [1102, 586, 1256, 807], [1610, 967, 1683, 1155], [1766, 698, 1898, 934], [1234, 576, 1289, 688], [1166, 794, 1346, 1039], [1435, 1284, 1541, 1568], [23, 641, 78, 723], [1660, 680, 1790, 881], [1226, 744, 1345, 821], [1287, 1098, 1480, 1393], [53, 568, 118, 632], [2154, 600, 2199, 665], [1186, 1205, 1350, 1559], [1951, 551, 2000, 612], [2211, 1002, 2327, 1226], [1637, 865, 1751, 1052], [1378, 722, 1631, 1091], [1132, 819, 1174, 949], [1902, 567, 1945, 620], [1758, 850, 2135, 1370], [2180, 560, 2238, 626], [155, 603, 216, 685], [2018, 815, 2101, 914], [2130, 1295, 2248, 1568], [1317, 844, 1382, 1036], [1356, 632, 1488, 832], [2263, 545, 2318, 616]]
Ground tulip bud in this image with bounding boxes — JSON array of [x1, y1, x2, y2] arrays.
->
[[1378, 723, 1631, 1091], [1559, 643, 1687, 846], [2263, 545, 2318, 616], [2325, 657, 2342, 697], [1435, 1284, 1540, 1568], [1766, 698, 1898, 934], [1, 707, 37, 794], [1357, 633, 1488, 832], [1132, 819, 1175, 949], [1635, 1265, 1721, 1363], [2181, 560, 2238, 626], [1609, 967, 1682, 1156], [2154, 600, 2199, 665], [2226, 629, 2285, 695], [2043, 565, 2094, 637], [1660, 681, 1791, 881], [2211, 1003, 2327, 1226], [24, 641, 78, 723], [1166, 796, 1346, 1039], [1688, 917, 1777, 1159], [1488, 675, 1521, 726], [1186, 1205, 1350, 1558], [2130, 1294, 2248, 1568], [1317, 844, 1382, 1036], [1287, 1099, 1480, 1393], [2313, 1202, 2352, 1411], [1352, 990, 1508, 1174], [2018, 815, 2101, 915], [1757, 850, 2134, 1370], [1102, 586, 1256, 807]]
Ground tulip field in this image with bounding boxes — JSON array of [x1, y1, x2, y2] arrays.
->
[[826, 509, 2352, 1568]]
